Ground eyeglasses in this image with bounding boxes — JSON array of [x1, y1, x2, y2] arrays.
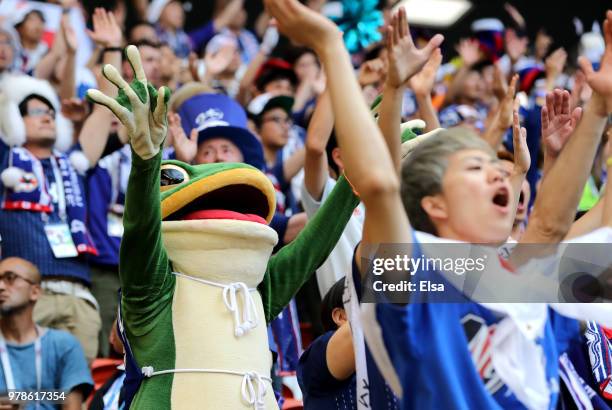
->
[[26, 108, 55, 118], [263, 115, 292, 126], [0, 271, 37, 286]]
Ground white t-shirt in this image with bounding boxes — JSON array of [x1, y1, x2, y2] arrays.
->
[[301, 176, 365, 296]]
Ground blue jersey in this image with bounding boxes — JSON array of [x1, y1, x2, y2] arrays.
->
[[373, 233, 561, 410]]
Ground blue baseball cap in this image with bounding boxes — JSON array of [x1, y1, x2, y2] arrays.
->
[[176, 93, 265, 170]]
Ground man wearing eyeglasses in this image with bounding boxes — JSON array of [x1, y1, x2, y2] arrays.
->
[[0, 257, 92, 410], [248, 93, 304, 217], [0, 75, 101, 363]]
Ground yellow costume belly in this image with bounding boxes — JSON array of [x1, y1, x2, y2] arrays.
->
[[162, 219, 279, 409]]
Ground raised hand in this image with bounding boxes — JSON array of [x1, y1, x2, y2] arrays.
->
[[61, 15, 77, 54], [496, 74, 519, 131], [61, 98, 89, 123], [481, 74, 518, 147], [456, 38, 481, 67], [505, 29, 528, 64], [541, 89, 582, 157], [545, 47, 567, 83], [86, 8, 123, 48], [358, 58, 387, 87], [264, 0, 341, 53], [491, 64, 508, 100], [385, 7, 444, 88], [512, 101, 530, 174], [86, 46, 170, 160], [168, 112, 198, 163], [205, 43, 236, 76], [570, 69, 592, 108], [578, 10, 612, 114], [408, 48, 442, 97]]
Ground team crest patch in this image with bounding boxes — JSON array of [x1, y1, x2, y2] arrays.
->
[[15, 172, 39, 193]]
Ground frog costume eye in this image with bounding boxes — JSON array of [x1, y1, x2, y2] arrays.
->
[[160, 164, 189, 191]]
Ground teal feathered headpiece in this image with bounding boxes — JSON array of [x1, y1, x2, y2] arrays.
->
[[332, 0, 384, 54]]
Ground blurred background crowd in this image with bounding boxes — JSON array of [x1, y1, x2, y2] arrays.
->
[[0, 0, 611, 409]]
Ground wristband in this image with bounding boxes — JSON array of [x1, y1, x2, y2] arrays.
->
[[103, 47, 123, 54], [606, 157, 612, 168]]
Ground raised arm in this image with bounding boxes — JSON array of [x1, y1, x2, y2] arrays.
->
[[58, 15, 77, 101], [282, 147, 305, 182], [34, 23, 66, 80], [444, 38, 480, 105], [510, 103, 530, 220], [602, 136, 612, 227], [481, 75, 517, 149], [303, 89, 334, 200], [521, 11, 612, 243], [408, 48, 443, 132], [265, 0, 416, 268], [261, 174, 359, 321], [79, 9, 124, 166], [540, 89, 583, 177], [86, 46, 172, 298], [378, 7, 443, 172], [236, 25, 278, 105]]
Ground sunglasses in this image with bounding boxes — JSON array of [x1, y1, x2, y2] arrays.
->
[[0, 271, 38, 286]]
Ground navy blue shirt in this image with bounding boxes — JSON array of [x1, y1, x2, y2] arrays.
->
[[0, 141, 90, 283], [298, 331, 358, 410], [86, 146, 131, 267]]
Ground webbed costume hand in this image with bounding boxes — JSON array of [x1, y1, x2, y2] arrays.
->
[[87, 45, 170, 160]]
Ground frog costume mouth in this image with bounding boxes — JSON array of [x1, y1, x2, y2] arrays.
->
[[159, 160, 276, 225]]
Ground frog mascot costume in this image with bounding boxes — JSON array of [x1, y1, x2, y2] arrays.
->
[[86, 46, 359, 409]]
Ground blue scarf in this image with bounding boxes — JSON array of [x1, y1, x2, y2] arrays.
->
[[586, 321, 612, 400], [2, 147, 97, 256]]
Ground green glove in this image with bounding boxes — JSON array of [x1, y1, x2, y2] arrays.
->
[[86, 45, 170, 160]]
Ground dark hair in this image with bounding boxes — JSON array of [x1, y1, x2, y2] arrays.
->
[[132, 39, 161, 49], [471, 60, 494, 73], [15, 10, 45, 28], [255, 69, 298, 92], [18, 95, 54, 117], [286, 46, 319, 68], [326, 130, 340, 177], [363, 44, 385, 62], [320, 277, 346, 332], [400, 128, 495, 234], [128, 20, 156, 42]]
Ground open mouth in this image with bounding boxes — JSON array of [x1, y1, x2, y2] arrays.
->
[[160, 168, 275, 225], [517, 191, 526, 212], [492, 187, 510, 209], [163, 184, 270, 224]]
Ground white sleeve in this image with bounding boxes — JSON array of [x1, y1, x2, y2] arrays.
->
[[300, 177, 336, 218]]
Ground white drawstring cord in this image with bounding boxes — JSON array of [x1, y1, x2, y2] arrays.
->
[[172, 272, 259, 337], [141, 366, 270, 409]]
